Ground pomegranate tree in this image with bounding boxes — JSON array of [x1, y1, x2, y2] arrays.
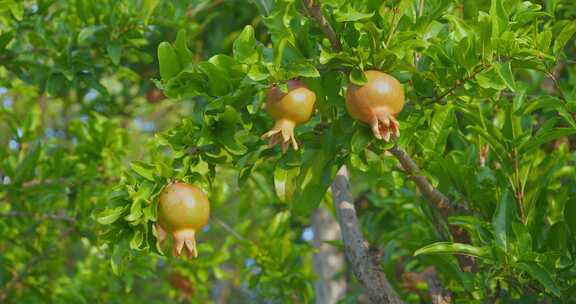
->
[[156, 182, 210, 258], [261, 79, 316, 153], [345, 70, 405, 141]]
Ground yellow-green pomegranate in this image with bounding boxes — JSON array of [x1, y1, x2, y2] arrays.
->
[[346, 70, 405, 141], [261, 79, 316, 153], [156, 182, 210, 258]]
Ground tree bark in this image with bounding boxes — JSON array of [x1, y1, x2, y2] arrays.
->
[[423, 268, 452, 304], [331, 166, 404, 304], [312, 207, 346, 304], [388, 146, 477, 272]]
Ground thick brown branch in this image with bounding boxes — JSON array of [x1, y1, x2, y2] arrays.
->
[[388, 146, 477, 272], [303, 0, 342, 52], [388, 146, 466, 217], [331, 166, 403, 304]]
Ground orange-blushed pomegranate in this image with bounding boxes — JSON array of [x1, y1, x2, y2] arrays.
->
[[345, 70, 405, 141], [261, 79, 316, 153], [156, 182, 210, 258]]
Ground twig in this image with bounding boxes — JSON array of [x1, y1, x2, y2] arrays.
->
[[429, 64, 490, 105], [332, 166, 403, 304], [545, 71, 567, 102], [303, 0, 342, 52], [0, 211, 76, 223], [211, 216, 247, 242], [511, 148, 526, 223]]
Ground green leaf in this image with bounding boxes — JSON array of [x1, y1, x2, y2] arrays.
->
[[536, 29, 553, 52], [492, 189, 515, 253], [350, 127, 372, 153], [9, 2, 23, 21], [489, 0, 508, 38], [274, 165, 298, 202], [130, 230, 144, 250], [335, 4, 374, 22], [13, 143, 41, 184], [564, 196, 576, 238], [290, 63, 320, 78], [414, 242, 490, 258], [516, 261, 561, 296], [78, 25, 107, 45], [157, 42, 181, 81], [423, 104, 454, 154], [519, 128, 576, 154], [46, 73, 67, 97], [476, 67, 506, 90], [467, 126, 507, 161], [0, 32, 13, 50], [174, 29, 193, 68], [197, 60, 231, 96], [233, 25, 259, 64], [349, 68, 367, 85], [106, 42, 122, 65], [412, 73, 436, 97], [97, 206, 128, 225], [496, 62, 516, 91], [141, 0, 160, 24], [130, 161, 155, 181], [443, 15, 473, 41], [110, 240, 128, 275], [553, 22, 576, 57], [290, 129, 345, 215]]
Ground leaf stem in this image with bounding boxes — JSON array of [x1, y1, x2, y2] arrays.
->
[[212, 216, 247, 242]]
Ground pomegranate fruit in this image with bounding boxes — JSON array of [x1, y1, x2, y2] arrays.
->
[[261, 79, 316, 153], [345, 70, 405, 141], [156, 182, 210, 258]]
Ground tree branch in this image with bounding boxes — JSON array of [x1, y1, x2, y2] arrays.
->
[[388, 146, 468, 218], [388, 146, 477, 272], [0, 211, 76, 223], [428, 64, 490, 105], [422, 268, 452, 304], [303, 0, 342, 52], [211, 216, 247, 242], [312, 207, 346, 304], [331, 166, 403, 304]]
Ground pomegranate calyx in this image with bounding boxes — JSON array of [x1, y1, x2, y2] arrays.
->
[[261, 118, 297, 153], [371, 110, 400, 141], [172, 229, 198, 258]]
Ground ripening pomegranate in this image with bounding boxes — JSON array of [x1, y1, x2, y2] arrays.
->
[[261, 79, 316, 153], [156, 182, 210, 258], [345, 70, 405, 141]]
